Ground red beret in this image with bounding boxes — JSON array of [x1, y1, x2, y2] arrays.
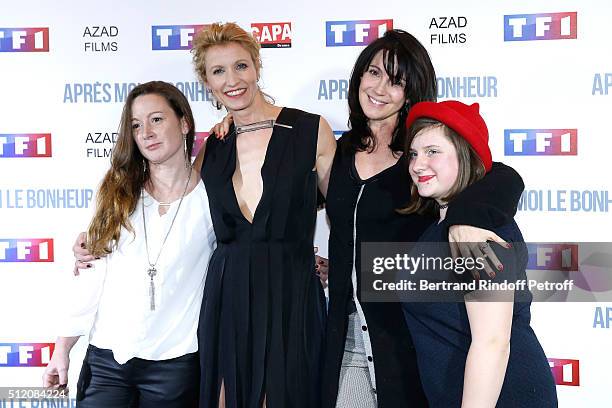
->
[[406, 100, 492, 172]]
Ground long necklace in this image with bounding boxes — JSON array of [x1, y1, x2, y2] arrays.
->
[[142, 166, 193, 311]]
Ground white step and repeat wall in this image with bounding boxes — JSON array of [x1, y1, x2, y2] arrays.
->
[[1, 0, 611, 406]]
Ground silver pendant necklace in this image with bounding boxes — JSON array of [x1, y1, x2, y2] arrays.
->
[[142, 166, 193, 311]]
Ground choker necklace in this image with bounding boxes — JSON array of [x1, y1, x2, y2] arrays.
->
[[142, 167, 193, 311], [439, 203, 449, 210], [236, 119, 275, 134], [234, 119, 293, 135]]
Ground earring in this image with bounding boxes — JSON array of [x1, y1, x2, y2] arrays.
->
[[206, 88, 223, 110], [183, 134, 191, 168]]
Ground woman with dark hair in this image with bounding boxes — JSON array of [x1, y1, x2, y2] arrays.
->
[[43, 81, 216, 407], [320, 30, 524, 408], [400, 100, 557, 407]]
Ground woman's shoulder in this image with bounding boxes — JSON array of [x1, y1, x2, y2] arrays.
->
[[277, 106, 319, 124], [491, 220, 524, 243]]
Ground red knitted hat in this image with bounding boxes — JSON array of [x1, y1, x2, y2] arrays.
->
[[406, 100, 492, 172]]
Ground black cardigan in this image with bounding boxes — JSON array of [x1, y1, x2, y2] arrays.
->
[[320, 135, 524, 408]]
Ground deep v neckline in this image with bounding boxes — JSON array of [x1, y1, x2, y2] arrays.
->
[[230, 107, 285, 225]]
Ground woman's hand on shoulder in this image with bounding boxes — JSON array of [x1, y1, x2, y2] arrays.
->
[[448, 225, 511, 280], [210, 113, 233, 140]]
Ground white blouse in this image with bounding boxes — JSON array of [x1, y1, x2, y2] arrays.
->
[[59, 180, 216, 364]]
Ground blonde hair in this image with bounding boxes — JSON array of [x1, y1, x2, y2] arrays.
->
[[192, 22, 262, 84]]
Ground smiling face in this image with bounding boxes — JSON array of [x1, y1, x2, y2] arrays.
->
[[203, 42, 260, 112], [131, 93, 189, 166], [408, 125, 459, 204], [358, 50, 407, 125]]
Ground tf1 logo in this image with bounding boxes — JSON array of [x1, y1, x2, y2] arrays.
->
[[152, 24, 209, 50], [526, 244, 578, 272], [504, 129, 577, 156], [548, 358, 580, 386], [504, 12, 577, 41], [0, 343, 54, 367], [251, 22, 291, 48], [0, 239, 54, 262], [326, 19, 392, 46], [0, 27, 49, 52], [0, 134, 52, 158]]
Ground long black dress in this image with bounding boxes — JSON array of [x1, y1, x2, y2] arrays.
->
[[199, 108, 326, 408], [321, 134, 525, 408]]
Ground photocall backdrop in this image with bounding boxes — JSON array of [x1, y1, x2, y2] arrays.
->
[[1, 0, 610, 406]]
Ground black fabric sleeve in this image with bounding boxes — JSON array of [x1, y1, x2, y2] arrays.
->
[[445, 161, 524, 230]]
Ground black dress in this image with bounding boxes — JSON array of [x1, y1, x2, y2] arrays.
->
[[321, 135, 525, 408], [199, 108, 326, 408], [402, 220, 558, 407]]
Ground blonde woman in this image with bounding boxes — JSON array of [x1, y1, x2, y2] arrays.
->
[[191, 23, 336, 408]]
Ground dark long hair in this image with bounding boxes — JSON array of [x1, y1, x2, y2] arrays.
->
[[87, 81, 195, 256], [345, 29, 437, 153]]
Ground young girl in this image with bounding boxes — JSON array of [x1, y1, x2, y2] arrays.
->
[[401, 100, 558, 407]]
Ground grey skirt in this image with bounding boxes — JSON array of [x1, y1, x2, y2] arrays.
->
[[335, 311, 377, 408]]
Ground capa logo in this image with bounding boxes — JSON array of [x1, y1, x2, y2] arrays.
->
[[548, 358, 580, 386], [251, 22, 291, 48], [0, 134, 52, 158], [526, 243, 578, 271], [326, 20, 392, 46], [0, 239, 54, 262], [504, 129, 577, 156], [152, 25, 209, 50], [0, 27, 49, 52], [504, 12, 577, 41], [0, 343, 54, 367]]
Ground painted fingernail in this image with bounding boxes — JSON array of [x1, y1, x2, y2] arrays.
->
[[506, 243, 513, 248], [497, 264, 503, 271], [490, 272, 496, 279]]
